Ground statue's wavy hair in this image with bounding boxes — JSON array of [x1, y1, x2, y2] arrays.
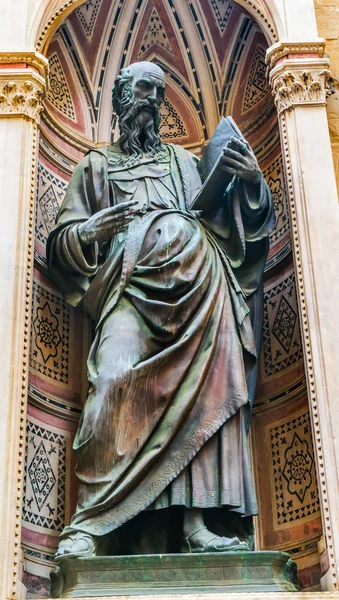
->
[[112, 68, 134, 118]]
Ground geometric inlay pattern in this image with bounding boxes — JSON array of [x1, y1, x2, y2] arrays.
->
[[160, 98, 187, 139], [282, 433, 314, 503], [30, 281, 70, 384], [23, 418, 68, 533], [138, 7, 172, 56], [263, 154, 290, 245], [209, 0, 233, 35], [262, 272, 303, 377], [47, 52, 76, 121], [23, 545, 54, 564], [76, 0, 101, 38], [39, 185, 60, 237], [243, 45, 270, 112], [28, 441, 56, 512], [270, 411, 320, 525], [272, 295, 297, 354], [35, 162, 67, 247]]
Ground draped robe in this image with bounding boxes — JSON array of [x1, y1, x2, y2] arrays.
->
[[47, 142, 274, 539]]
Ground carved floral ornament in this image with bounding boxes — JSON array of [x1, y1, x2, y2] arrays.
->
[[271, 68, 336, 114], [0, 79, 44, 122], [0, 51, 47, 122]]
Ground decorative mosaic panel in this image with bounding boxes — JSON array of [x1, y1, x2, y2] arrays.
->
[[263, 154, 290, 245], [243, 45, 270, 112], [209, 0, 233, 34], [262, 272, 303, 377], [138, 7, 172, 56], [47, 52, 76, 121], [30, 280, 70, 385], [252, 395, 322, 555], [35, 162, 67, 248], [76, 0, 101, 38], [22, 416, 70, 534], [270, 411, 320, 526], [160, 98, 187, 140]]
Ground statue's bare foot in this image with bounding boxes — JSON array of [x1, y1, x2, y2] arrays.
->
[[55, 532, 97, 560], [182, 526, 249, 553]]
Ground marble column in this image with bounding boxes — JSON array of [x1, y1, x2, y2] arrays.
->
[[268, 40, 339, 592], [0, 51, 47, 600]]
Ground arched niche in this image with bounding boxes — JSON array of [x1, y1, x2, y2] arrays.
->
[[34, 0, 286, 54], [23, 1, 322, 596]]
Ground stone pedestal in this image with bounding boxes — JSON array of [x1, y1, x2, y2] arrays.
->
[[50, 552, 298, 597]]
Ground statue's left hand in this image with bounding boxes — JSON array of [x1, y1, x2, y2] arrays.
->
[[220, 137, 262, 184]]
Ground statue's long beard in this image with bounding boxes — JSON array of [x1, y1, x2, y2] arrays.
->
[[118, 97, 164, 159]]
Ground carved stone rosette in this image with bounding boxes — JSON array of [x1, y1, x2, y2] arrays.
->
[[0, 51, 48, 123]]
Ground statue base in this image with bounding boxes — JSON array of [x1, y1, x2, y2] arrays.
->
[[50, 551, 299, 597]]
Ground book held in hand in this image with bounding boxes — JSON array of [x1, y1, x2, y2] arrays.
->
[[191, 116, 247, 212]]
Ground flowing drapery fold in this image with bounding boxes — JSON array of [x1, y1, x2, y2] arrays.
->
[[47, 143, 274, 537]]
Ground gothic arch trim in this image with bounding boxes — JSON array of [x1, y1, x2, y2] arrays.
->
[[35, 0, 282, 56]]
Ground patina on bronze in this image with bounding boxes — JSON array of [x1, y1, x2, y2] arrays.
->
[[47, 61, 275, 560], [51, 551, 299, 597]]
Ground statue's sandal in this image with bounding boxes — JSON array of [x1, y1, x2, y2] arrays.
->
[[182, 526, 249, 553], [55, 532, 97, 560]]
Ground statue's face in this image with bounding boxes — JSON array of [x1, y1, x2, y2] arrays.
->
[[127, 62, 165, 124], [131, 70, 165, 105]]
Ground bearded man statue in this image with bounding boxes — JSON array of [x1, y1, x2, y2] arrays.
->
[[47, 61, 274, 559]]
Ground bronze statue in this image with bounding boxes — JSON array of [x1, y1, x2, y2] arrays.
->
[[47, 61, 274, 559]]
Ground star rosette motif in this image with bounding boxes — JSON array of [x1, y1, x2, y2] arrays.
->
[[282, 432, 314, 503], [33, 301, 61, 364]]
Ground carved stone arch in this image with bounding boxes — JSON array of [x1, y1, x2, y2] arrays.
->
[[232, 0, 283, 42], [35, 0, 89, 53], [34, 0, 284, 58]]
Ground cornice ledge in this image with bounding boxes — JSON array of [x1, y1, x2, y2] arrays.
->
[[0, 50, 49, 81], [266, 40, 326, 70], [269, 58, 336, 115]]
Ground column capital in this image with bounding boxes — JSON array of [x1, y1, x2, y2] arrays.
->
[[269, 55, 336, 115], [0, 51, 48, 123]]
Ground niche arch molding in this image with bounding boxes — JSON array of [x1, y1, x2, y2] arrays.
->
[[35, 0, 284, 56]]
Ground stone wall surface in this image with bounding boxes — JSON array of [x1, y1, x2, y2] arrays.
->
[[315, 0, 339, 190]]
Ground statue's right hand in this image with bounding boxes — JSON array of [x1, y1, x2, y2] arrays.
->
[[78, 200, 138, 245]]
